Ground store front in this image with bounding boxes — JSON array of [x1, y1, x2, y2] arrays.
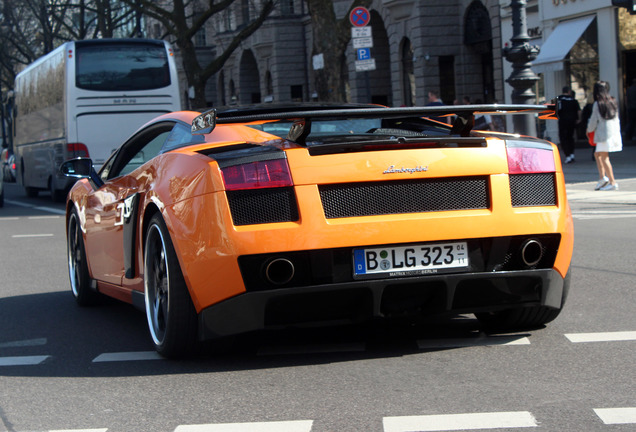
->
[[526, 0, 626, 142]]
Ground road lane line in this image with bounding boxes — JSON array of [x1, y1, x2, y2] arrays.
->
[[28, 215, 62, 219], [92, 351, 163, 362], [50, 429, 108, 432], [564, 331, 636, 343], [383, 411, 538, 431], [258, 342, 366, 356], [0, 355, 50, 366], [174, 420, 314, 432], [594, 407, 636, 425], [11, 233, 54, 238], [4, 199, 66, 215], [417, 335, 530, 349], [0, 337, 47, 348]]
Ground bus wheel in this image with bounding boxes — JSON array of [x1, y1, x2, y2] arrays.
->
[[21, 160, 39, 198], [50, 178, 65, 202]]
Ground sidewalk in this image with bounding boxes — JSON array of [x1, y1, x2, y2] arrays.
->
[[562, 139, 636, 204]]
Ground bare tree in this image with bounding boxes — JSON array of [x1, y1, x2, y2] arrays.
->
[[306, 0, 371, 102], [125, 0, 274, 109]]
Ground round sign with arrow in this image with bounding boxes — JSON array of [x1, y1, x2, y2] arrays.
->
[[350, 6, 371, 27]]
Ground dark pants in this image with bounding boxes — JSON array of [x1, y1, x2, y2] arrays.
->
[[626, 108, 636, 140], [559, 122, 576, 157]]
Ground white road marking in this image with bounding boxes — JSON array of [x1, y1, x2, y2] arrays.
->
[[0, 337, 47, 348], [0, 217, 20, 221], [0, 355, 50, 366], [594, 407, 636, 425], [4, 199, 66, 215], [174, 420, 314, 432], [28, 215, 62, 220], [49, 429, 108, 432], [11, 233, 54, 238], [564, 331, 636, 343], [258, 342, 366, 356], [92, 351, 163, 362], [417, 335, 530, 349], [383, 411, 538, 431]]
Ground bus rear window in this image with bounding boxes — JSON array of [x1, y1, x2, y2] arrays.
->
[[75, 43, 171, 91]]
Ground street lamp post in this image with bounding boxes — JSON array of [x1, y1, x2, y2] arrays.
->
[[504, 0, 540, 136]]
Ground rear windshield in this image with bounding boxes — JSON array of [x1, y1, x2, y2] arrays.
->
[[75, 42, 171, 91]]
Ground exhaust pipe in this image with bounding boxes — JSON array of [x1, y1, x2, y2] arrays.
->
[[265, 258, 295, 285], [520, 239, 543, 267]]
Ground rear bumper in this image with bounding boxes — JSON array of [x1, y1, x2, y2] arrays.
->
[[198, 268, 567, 339]]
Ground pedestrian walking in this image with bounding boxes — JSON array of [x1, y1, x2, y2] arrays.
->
[[587, 81, 623, 191], [557, 86, 581, 164]]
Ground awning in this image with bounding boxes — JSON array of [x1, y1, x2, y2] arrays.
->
[[532, 15, 595, 73]]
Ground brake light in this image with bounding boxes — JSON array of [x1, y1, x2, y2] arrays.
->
[[221, 159, 293, 191], [506, 146, 555, 174], [67, 143, 90, 158]]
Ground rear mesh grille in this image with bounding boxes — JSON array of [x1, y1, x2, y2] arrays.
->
[[319, 177, 489, 219], [510, 173, 556, 207], [227, 187, 299, 226]]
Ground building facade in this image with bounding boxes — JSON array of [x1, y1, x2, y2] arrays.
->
[[501, 0, 636, 140], [167, 0, 506, 111]]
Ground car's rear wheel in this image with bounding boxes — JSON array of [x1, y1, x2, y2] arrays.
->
[[144, 213, 198, 358], [476, 306, 561, 330], [67, 208, 100, 305]]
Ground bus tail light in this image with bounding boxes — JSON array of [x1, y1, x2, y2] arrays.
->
[[221, 159, 293, 191], [67, 143, 90, 158]]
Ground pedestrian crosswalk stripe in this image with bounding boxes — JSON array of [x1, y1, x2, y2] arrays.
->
[[383, 411, 538, 431], [49, 429, 108, 432], [564, 331, 636, 343], [594, 407, 636, 425], [0, 355, 50, 366], [417, 335, 530, 349], [92, 351, 163, 362], [174, 420, 313, 432]]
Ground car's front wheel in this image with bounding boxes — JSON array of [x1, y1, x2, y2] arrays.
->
[[67, 208, 100, 305], [144, 213, 198, 358]]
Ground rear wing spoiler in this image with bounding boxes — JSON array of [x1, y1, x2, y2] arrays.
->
[[192, 104, 557, 143]]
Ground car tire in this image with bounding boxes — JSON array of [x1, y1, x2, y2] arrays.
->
[[476, 306, 561, 331], [0, 186, 4, 208], [144, 213, 198, 358], [67, 208, 100, 305]]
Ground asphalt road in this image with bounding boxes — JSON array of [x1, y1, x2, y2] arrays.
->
[[0, 179, 635, 432]]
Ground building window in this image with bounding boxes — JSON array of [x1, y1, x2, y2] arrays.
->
[[280, 0, 294, 15], [291, 85, 303, 102]]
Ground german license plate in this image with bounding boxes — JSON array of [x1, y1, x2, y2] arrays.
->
[[353, 242, 469, 278]]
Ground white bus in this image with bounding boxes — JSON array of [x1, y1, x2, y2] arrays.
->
[[13, 38, 181, 200]]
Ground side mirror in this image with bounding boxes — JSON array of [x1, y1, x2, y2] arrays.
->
[[60, 158, 104, 188]]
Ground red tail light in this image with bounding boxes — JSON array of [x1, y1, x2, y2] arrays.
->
[[506, 145, 555, 174], [67, 143, 90, 158], [221, 159, 293, 191]]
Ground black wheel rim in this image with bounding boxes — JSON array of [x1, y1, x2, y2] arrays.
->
[[67, 214, 82, 297], [145, 224, 169, 346]]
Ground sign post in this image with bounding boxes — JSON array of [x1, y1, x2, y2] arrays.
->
[[350, 6, 375, 73]]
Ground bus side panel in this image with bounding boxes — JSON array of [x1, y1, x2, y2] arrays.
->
[[14, 46, 67, 190]]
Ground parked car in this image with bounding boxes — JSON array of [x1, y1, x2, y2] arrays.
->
[[0, 163, 4, 208], [1, 148, 15, 182], [61, 103, 572, 358]]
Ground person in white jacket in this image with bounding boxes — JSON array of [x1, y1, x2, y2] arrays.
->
[[587, 81, 623, 191]]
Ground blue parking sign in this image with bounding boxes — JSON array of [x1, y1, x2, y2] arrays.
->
[[357, 48, 371, 61]]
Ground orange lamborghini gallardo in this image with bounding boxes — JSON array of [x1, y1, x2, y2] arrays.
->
[[61, 104, 573, 358]]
